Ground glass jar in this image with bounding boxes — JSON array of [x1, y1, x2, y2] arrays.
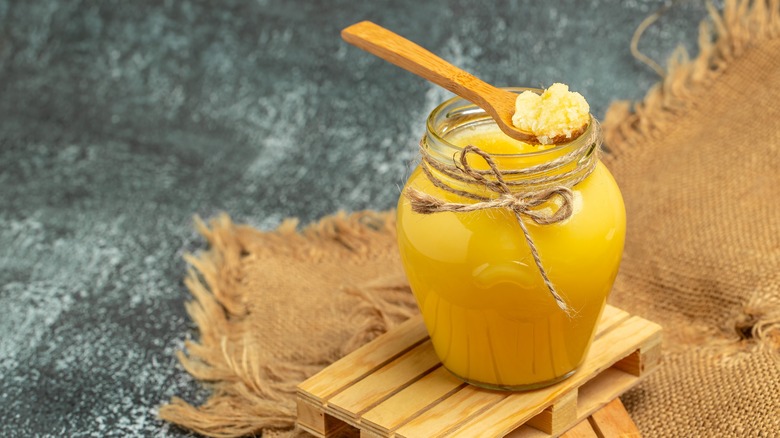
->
[[396, 89, 626, 390]]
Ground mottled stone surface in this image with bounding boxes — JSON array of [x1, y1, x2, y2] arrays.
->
[[0, 1, 710, 436]]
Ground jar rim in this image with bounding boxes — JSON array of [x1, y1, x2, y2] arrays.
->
[[425, 87, 597, 158]]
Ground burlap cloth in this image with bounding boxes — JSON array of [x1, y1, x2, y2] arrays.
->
[[160, 1, 780, 436]]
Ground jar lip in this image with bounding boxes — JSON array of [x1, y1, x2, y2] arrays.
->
[[425, 87, 596, 158]]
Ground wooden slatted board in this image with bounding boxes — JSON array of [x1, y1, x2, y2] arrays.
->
[[297, 305, 661, 438]]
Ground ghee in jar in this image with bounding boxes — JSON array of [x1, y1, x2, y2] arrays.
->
[[396, 91, 626, 390]]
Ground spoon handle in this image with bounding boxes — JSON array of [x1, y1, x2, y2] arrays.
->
[[341, 21, 502, 113]]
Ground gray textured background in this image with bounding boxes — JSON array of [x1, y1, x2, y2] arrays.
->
[[0, 1, 712, 436]]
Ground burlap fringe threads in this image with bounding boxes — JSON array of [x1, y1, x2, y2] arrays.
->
[[159, 213, 416, 438], [604, 0, 780, 152]]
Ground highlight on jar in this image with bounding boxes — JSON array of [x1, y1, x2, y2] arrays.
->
[[396, 86, 626, 390]]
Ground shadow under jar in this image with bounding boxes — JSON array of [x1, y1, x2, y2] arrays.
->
[[396, 89, 626, 391]]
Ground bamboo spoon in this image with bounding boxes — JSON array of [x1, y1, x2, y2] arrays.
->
[[341, 21, 586, 145]]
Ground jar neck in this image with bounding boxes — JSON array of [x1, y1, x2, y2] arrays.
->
[[422, 92, 601, 194]]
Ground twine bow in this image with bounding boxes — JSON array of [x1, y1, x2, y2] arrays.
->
[[406, 143, 599, 316]]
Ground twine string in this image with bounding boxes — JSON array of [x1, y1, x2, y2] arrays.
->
[[406, 140, 600, 316]]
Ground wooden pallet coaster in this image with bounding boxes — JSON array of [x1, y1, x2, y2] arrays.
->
[[297, 305, 661, 438]]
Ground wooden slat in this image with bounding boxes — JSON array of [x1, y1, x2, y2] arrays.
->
[[612, 335, 662, 377], [597, 305, 630, 334], [298, 315, 428, 403], [447, 316, 659, 438], [448, 385, 570, 437], [395, 385, 508, 438], [525, 390, 578, 435], [577, 367, 640, 421], [589, 399, 642, 438], [296, 397, 346, 437], [360, 430, 384, 438], [505, 368, 643, 438], [361, 366, 465, 434], [559, 419, 598, 438], [328, 340, 441, 420]]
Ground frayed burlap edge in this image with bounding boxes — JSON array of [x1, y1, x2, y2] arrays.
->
[[158, 212, 415, 438], [603, 0, 780, 157], [602, 0, 780, 355]]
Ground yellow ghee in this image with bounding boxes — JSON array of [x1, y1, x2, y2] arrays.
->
[[396, 95, 625, 390]]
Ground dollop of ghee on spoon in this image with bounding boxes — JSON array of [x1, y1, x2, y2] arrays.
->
[[512, 83, 590, 145]]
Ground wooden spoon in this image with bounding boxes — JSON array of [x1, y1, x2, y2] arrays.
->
[[341, 21, 585, 145]]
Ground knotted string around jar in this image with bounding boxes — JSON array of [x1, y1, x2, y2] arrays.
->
[[405, 138, 600, 317]]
